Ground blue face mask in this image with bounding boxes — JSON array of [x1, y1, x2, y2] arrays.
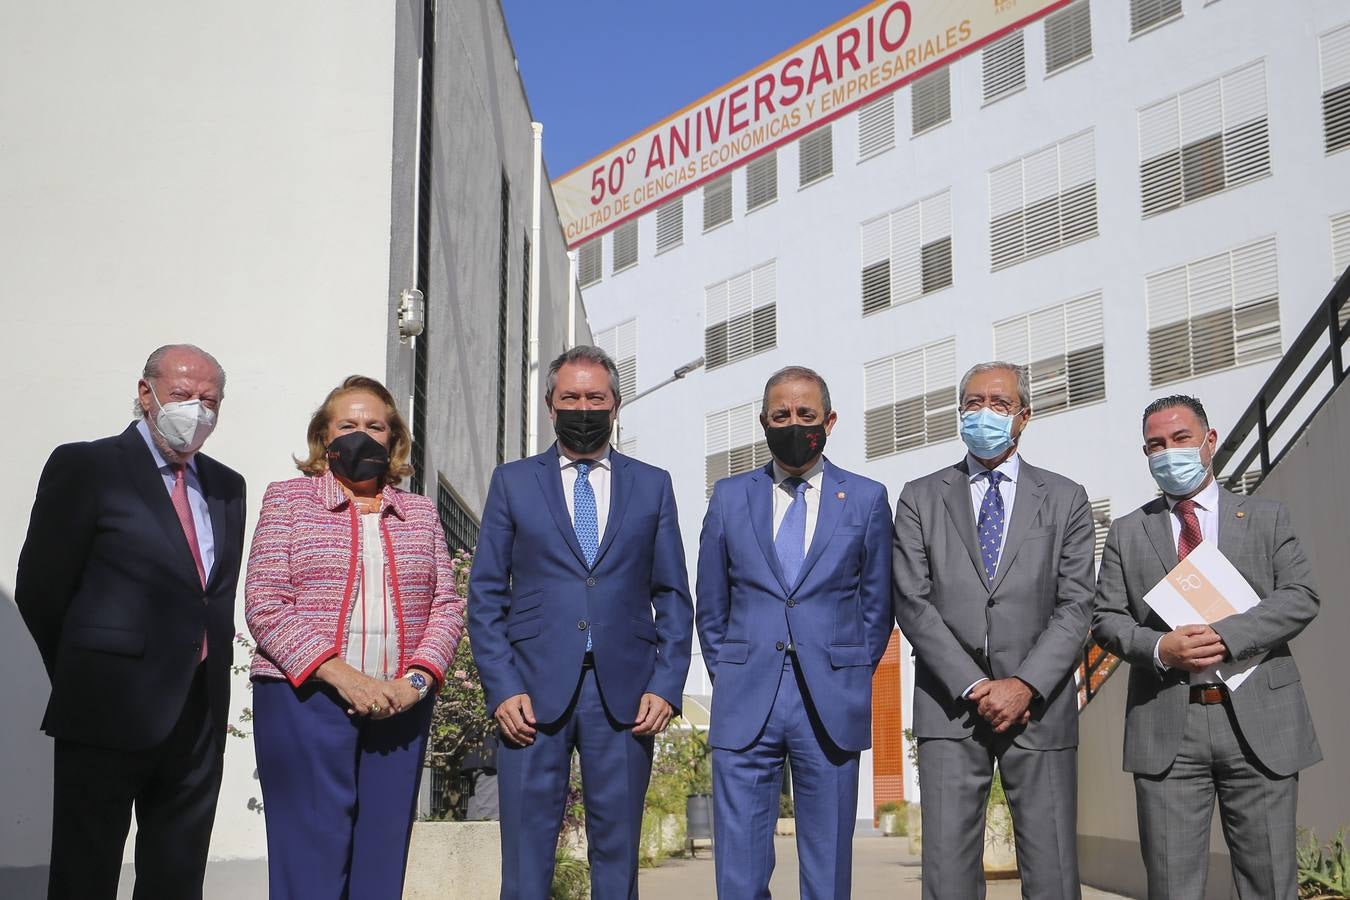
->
[[960, 408, 1017, 459], [1149, 445, 1210, 496]]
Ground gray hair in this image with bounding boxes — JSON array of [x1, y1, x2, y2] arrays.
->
[[545, 345, 622, 408], [958, 361, 1031, 409], [131, 344, 227, 418], [761, 365, 832, 416]]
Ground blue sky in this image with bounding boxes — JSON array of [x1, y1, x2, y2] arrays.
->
[[501, 0, 867, 177]]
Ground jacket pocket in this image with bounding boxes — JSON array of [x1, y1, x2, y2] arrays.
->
[[1267, 656, 1301, 690], [67, 625, 145, 658], [513, 589, 544, 615], [717, 641, 749, 664], [506, 619, 543, 644], [828, 644, 871, 668], [630, 617, 658, 644]]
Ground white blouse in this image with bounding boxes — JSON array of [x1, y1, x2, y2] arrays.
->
[[345, 512, 400, 679]]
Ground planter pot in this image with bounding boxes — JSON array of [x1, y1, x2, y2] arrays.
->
[[775, 817, 796, 836], [906, 803, 922, 856], [404, 820, 501, 899], [878, 811, 901, 836], [982, 804, 1018, 880]]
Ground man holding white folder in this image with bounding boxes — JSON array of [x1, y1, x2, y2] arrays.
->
[[1092, 395, 1321, 900]]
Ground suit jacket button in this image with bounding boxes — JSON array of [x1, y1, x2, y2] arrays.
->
[[987, 599, 995, 607], [775, 641, 785, 651], [586, 576, 597, 587], [786, 599, 797, 608], [192, 642, 202, 653], [577, 620, 588, 631]]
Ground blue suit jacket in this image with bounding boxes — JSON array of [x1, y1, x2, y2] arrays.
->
[[468, 445, 693, 725], [696, 458, 893, 753]]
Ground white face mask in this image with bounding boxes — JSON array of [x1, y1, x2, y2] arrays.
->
[[150, 384, 217, 453]]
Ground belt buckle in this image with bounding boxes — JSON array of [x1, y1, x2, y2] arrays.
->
[[1191, 684, 1226, 704]]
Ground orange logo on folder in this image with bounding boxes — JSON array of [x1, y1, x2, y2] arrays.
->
[[1168, 556, 1240, 623]]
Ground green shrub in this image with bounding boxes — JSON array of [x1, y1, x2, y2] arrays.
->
[[779, 792, 795, 819], [551, 848, 590, 900], [1298, 828, 1350, 898]]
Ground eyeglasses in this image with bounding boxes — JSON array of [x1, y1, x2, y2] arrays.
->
[[960, 398, 1021, 416]]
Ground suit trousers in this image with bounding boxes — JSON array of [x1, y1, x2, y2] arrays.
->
[[497, 666, 654, 900], [252, 678, 434, 900], [917, 730, 1079, 900], [712, 655, 860, 900], [48, 664, 222, 900], [1134, 698, 1298, 900]]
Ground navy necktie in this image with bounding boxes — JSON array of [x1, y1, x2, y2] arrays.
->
[[775, 476, 809, 588], [977, 469, 1007, 583]]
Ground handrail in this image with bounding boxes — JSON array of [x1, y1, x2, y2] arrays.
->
[[1213, 265, 1350, 492]]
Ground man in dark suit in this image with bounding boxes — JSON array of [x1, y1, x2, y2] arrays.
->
[[16, 343, 247, 900], [1092, 395, 1320, 900], [468, 345, 693, 900], [697, 365, 893, 898], [893, 362, 1096, 900]]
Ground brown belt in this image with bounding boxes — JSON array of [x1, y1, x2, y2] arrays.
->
[[1189, 684, 1228, 705]]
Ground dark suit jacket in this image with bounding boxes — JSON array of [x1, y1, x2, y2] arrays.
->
[[892, 457, 1096, 750], [16, 423, 246, 751], [468, 444, 693, 725], [1092, 488, 1321, 776], [696, 458, 893, 753]]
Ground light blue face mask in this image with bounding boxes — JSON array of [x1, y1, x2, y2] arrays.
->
[[1148, 445, 1210, 496], [960, 408, 1016, 459]]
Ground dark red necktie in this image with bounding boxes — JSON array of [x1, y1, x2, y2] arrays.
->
[[1174, 498, 1202, 560]]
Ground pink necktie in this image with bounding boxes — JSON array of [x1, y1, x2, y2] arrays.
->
[[172, 465, 208, 660]]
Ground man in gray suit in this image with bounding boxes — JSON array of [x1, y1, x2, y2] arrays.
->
[[1092, 394, 1320, 900], [894, 362, 1095, 900]]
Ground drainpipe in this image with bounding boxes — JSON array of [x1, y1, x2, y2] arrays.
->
[[527, 121, 544, 454], [567, 250, 578, 348]]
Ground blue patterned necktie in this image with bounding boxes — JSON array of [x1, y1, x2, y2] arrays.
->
[[775, 476, 809, 588], [977, 469, 1007, 583], [573, 461, 600, 651]]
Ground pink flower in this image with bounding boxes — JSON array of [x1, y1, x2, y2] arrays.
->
[[453, 670, 467, 680]]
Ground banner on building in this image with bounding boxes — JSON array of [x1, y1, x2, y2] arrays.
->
[[554, 0, 1074, 248]]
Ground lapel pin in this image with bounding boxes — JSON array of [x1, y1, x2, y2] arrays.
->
[[837, 491, 846, 500], [1235, 511, 1245, 518]]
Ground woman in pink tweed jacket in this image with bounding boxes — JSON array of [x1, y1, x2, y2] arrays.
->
[[245, 375, 465, 900]]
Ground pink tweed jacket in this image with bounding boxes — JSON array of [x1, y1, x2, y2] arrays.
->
[[245, 472, 465, 687]]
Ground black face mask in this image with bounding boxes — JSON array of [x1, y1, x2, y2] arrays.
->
[[764, 423, 827, 469], [326, 431, 390, 483], [554, 408, 612, 456]]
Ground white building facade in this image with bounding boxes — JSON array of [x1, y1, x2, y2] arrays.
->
[[574, 0, 1350, 822]]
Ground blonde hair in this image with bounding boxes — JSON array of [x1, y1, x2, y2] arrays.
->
[[295, 375, 415, 484]]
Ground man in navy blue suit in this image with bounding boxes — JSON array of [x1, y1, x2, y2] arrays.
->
[[469, 345, 693, 900], [697, 365, 893, 899]]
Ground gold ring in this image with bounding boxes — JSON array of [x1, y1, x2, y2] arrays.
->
[[370, 703, 381, 712]]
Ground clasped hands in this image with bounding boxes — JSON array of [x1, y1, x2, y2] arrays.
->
[[1159, 623, 1229, 672], [495, 692, 674, 746], [968, 678, 1033, 733], [317, 659, 422, 720]]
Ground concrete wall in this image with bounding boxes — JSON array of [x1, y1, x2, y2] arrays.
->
[[1077, 380, 1350, 898]]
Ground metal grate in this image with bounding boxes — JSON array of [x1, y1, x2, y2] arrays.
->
[[655, 196, 683, 252], [520, 235, 531, 459], [704, 261, 776, 371], [1130, 0, 1181, 36], [857, 94, 895, 161], [703, 173, 733, 230], [993, 293, 1106, 417], [746, 152, 778, 211], [982, 30, 1025, 104], [798, 124, 834, 187], [1045, 0, 1092, 75], [496, 173, 511, 467], [409, 0, 437, 496], [860, 189, 952, 316], [612, 219, 638, 273], [437, 477, 481, 553], [704, 401, 772, 497], [863, 338, 958, 460], [911, 67, 951, 136], [1320, 23, 1350, 155], [577, 238, 602, 287], [989, 130, 1098, 271]]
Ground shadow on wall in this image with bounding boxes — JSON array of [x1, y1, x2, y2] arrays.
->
[[0, 586, 54, 897]]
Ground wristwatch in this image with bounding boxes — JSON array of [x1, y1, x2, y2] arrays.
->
[[405, 671, 430, 702]]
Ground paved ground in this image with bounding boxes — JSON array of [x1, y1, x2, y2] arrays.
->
[[638, 835, 1131, 899]]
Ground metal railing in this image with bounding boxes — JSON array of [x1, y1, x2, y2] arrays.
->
[[1214, 265, 1350, 491], [1078, 645, 1119, 708]]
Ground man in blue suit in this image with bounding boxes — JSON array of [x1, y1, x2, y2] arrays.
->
[[469, 345, 693, 900], [697, 365, 893, 899]]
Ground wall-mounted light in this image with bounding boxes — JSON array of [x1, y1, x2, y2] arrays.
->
[[398, 288, 425, 342]]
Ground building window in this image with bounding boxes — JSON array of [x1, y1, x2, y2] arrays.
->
[[1130, 0, 1181, 36], [912, 67, 951, 136], [655, 196, 683, 253], [705, 261, 776, 371], [993, 292, 1105, 417], [437, 478, 481, 554], [1330, 212, 1350, 328], [858, 94, 896, 160], [1091, 498, 1111, 565], [612, 220, 638, 273], [578, 238, 602, 288], [1320, 23, 1350, 155], [705, 401, 771, 497], [1045, 0, 1092, 75], [520, 235, 531, 459], [496, 173, 511, 466], [595, 318, 638, 402], [989, 130, 1098, 271], [1138, 61, 1270, 219], [704, 173, 733, 231], [860, 189, 952, 316], [1146, 236, 1281, 387], [863, 338, 957, 460], [746, 152, 778, 211], [982, 31, 1026, 104], [798, 125, 834, 187]]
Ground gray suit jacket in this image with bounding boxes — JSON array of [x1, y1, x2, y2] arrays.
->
[[1091, 487, 1321, 776], [893, 458, 1096, 750]]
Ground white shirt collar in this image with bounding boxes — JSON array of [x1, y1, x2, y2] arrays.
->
[[772, 457, 825, 488], [965, 451, 1020, 484], [135, 417, 198, 474], [1166, 475, 1220, 512], [558, 444, 611, 470]]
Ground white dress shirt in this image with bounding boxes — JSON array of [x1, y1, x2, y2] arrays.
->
[[962, 452, 1021, 698], [346, 512, 400, 679], [560, 447, 611, 540], [771, 458, 824, 553], [1153, 477, 1222, 674], [136, 417, 216, 578]]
